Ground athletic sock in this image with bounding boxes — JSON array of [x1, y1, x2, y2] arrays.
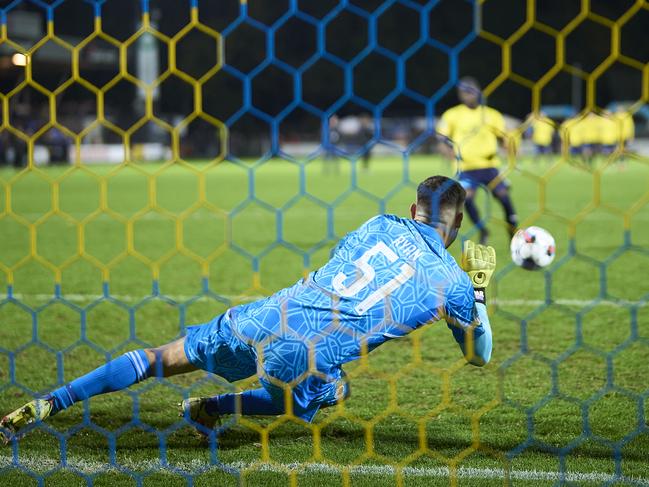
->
[[464, 198, 485, 230], [206, 388, 284, 416], [48, 350, 151, 414]]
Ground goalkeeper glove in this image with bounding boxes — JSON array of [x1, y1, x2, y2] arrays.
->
[[461, 240, 496, 290]]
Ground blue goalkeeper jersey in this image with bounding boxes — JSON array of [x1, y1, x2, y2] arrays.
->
[[226, 215, 480, 410]]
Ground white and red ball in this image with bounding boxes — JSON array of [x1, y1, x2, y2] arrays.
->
[[510, 226, 556, 270]]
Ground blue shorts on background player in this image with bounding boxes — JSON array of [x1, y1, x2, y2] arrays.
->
[[456, 167, 517, 244], [1, 176, 494, 443], [457, 167, 508, 193]]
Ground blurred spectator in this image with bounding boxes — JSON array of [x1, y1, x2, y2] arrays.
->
[[44, 127, 70, 164], [325, 114, 340, 158], [0, 131, 27, 168], [359, 113, 374, 170]]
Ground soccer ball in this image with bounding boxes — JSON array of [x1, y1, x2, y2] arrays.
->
[[510, 226, 556, 270]]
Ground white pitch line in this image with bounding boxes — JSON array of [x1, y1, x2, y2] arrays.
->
[[2, 293, 646, 308], [3, 292, 265, 304], [8, 210, 649, 221], [492, 298, 647, 308], [1, 455, 647, 484]]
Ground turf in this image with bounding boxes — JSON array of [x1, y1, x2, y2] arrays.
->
[[1, 155, 648, 486]]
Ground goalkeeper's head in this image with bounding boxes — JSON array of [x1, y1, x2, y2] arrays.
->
[[411, 176, 465, 248]]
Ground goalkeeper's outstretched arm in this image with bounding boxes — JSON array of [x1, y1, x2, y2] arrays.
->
[[447, 302, 493, 367], [446, 241, 496, 367]]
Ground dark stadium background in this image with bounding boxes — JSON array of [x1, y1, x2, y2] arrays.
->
[[0, 0, 647, 157]]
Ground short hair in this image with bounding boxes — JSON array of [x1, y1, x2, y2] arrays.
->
[[458, 76, 481, 92], [416, 176, 466, 222]]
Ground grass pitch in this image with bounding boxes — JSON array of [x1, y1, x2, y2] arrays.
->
[[1, 155, 648, 486]]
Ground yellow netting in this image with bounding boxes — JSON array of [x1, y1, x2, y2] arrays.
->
[[0, 1, 648, 485]]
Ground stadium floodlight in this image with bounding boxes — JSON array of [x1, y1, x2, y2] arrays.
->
[[11, 53, 27, 66]]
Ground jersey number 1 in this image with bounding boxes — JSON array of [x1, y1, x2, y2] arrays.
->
[[332, 241, 415, 314]]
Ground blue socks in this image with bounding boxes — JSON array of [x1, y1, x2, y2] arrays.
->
[[47, 352, 288, 419], [49, 350, 151, 414], [494, 191, 518, 229], [466, 193, 518, 232], [464, 197, 485, 230], [206, 388, 284, 416]]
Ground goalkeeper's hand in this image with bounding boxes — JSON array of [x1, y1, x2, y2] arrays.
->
[[461, 240, 496, 288]]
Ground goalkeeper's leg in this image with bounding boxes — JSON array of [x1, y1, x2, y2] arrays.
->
[[180, 388, 284, 437], [182, 370, 351, 432], [0, 338, 195, 443]]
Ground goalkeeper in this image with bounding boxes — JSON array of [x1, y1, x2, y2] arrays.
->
[[1, 176, 494, 441]]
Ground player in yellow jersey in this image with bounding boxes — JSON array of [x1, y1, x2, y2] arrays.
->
[[527, 112, 555, 158], [581, 112, 603, 161], [599, 110, 619, 156], [560, 115, 582, 156], [561, 113, 598, 161], [436, 77, 518, 244], [613, 105, 634, 152]]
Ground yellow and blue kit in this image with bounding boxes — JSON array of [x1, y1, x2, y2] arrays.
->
[[436, 104, 506, 172], [530, 114, 555, 153]]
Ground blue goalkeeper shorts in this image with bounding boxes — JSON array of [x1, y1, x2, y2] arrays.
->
[[183, 311, 350, 421], [458, 168, 508, 193], [183, 312, 258, 382]]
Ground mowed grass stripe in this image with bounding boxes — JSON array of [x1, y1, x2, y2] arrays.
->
[[2, 455, 648, 484]]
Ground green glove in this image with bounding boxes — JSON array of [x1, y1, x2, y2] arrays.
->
[[461, 240, 496, 288]]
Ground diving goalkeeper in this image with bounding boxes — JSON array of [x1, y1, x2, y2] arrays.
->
[[1, 176, 495, 442]]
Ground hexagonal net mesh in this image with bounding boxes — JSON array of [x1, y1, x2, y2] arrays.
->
[[0, 0, 648, 485]]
